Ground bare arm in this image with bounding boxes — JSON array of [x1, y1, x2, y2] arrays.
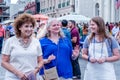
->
[[81, 48, 89, 60], [34, 56, 44, 74], [1, 54, 28, 80], [106, 48, 120, 62], [82, 48, 97, 63], [43, 54, 56, 64]]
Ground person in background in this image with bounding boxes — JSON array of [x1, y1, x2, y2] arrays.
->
[[61, 19, 71, 40], [82, 16, 120, 80], [36, 21, 46, 39], [0, 23, 5, 53], [112, 23, 119, 36], [39, 19, 79, 80], [109, 22, 114, 34], [82, 24, 88, 41], [6, 23, 15, 37], [1, 13, 43, 80], [68, 20, 81, 79], [115, 30, 120, 50]]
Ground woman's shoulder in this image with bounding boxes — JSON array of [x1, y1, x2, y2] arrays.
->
[[6, 36, 16, 42], [39, 37, 48, 42], [60, 37, 71, 43], [61, 37, 69, 41]]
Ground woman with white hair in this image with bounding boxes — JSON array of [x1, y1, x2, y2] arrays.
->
[[39, 19, 79, 80]]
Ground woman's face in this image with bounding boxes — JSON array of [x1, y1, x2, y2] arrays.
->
[[68, 21, 72, 28], [48, 20, 61, 34], [89, 20, 98, 34], [19, 22, 34, 38]]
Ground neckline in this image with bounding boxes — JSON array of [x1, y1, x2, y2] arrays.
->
[[47, 37, 61, 45], [17, 36, 32, 50]]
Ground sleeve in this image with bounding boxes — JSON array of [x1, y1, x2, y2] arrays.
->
[[71, 30, 78, 37], [37, 39, 43, 56], [2, 38, 11, 55], [83, 36, 89, 49], [111, 37, 119, 49]]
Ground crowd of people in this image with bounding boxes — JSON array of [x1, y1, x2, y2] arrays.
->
[[0, 13, 120, 80]]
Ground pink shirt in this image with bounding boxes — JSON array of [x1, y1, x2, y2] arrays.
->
[[0, 27, 5, 37]]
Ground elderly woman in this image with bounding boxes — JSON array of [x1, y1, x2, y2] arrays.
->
[[39, 19, 79, 80], [1, 13, 43, 80]]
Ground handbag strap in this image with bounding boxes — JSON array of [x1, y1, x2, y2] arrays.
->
[[43, 38, 60, 70]]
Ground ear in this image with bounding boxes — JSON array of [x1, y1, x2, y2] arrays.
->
[[19, 27, 22, 31], [47, 27, 50, 31]]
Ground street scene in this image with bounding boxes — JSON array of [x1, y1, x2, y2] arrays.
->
[[0, 0, 120, 80], [1, 54, 120, 80]]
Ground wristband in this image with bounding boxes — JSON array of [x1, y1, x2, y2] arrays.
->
[[88, 56, 90, 62]]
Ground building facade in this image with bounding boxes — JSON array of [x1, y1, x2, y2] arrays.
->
[[10, 0, 36, 19], [40, 0, 75, 18], [0, 0, 9, 22], [75, 0, 120, 22], [40, 0, 120, 22]]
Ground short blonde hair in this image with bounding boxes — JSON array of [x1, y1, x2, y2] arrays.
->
[[13, 13, 36, 37]]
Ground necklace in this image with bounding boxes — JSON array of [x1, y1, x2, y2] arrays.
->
[[19, 38, 32, 49], [93, 37, 104, 59]]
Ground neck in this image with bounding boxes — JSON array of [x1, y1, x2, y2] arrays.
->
[[50, 33, 59, 38], [49, 33, 60, 44], [95, 34, 103, 42], [20, 36, 31, 43]]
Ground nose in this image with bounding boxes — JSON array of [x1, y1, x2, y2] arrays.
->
[[28, 27, 33, 31]]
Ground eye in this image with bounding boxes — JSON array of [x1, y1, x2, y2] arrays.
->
[[52, 24, 60, 27], [30, 25, 33, 28], [90, 24, 95, 26], [25, 25, 29, 27]]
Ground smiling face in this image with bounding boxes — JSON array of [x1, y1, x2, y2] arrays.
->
[[89, 20, 98, 34], [19, 22, 34, 38], [48, 20, 61, 34]]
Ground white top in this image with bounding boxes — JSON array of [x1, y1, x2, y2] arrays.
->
[[112, 26, 119, 36], [84, 42, 116, 80], [2, 36, 42, 80]]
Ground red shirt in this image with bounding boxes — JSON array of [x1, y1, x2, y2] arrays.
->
[[0, 27, 5, 37], [71, 27, 80, 48]]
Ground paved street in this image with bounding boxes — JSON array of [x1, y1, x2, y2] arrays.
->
[[0, 54, 120, 80]]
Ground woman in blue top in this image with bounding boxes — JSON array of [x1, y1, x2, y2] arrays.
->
[[82, 17, 120, 80], [39, 19, 79, 80]]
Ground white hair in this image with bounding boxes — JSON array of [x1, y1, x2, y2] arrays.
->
[[37, 18, 65, 39]]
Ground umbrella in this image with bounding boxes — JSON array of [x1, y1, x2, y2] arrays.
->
[[2, 19, 14, 24], [57, 14, 90, 23], [33, 14, 48, 20]]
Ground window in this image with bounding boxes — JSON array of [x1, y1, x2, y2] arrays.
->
[[62, 2, 65, 7], [67, 1, 70, 6], [95, 3, 99, 16], [58, 3, 61, 8]]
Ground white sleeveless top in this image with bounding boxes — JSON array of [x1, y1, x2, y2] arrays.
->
[[84, 41, 116, 80]]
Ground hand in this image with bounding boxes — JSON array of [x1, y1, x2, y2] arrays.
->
[[72, 49, 80, 60], [17, 71, 28, 80], [89, 57, 97, 63], [48, 54, 56, 62], [97, 57, 106, 64], [72, 49, 80, 58], [33, 69, 38, 75]]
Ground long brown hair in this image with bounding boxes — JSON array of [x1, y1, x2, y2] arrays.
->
[[89, 16, 110, 41]]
